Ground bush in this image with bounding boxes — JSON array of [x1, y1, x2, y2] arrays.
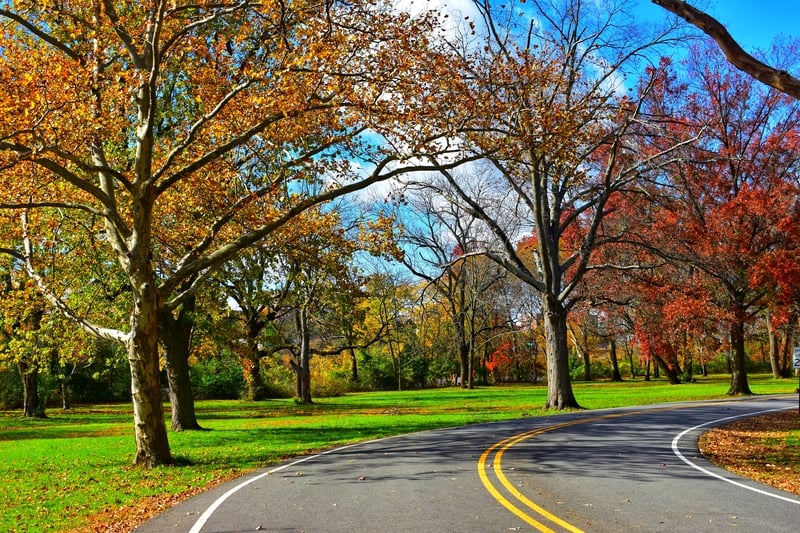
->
[[570, 361, 613, 381], [0, 367, 21, 410], [260, 360, 294, 398], [705, 353, 731, 374], [427, 355, 458, 386], [356, 351, 398, 391], [68, 357, 131, 404], [310, 355, 350, 398], [191, 358, 245, 399]]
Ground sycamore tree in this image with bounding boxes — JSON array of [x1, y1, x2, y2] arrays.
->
[[435, 0, 694, 409], [0, 0, 466, 466]]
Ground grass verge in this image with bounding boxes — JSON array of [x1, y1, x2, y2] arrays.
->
[[0, 374, 794, 532], [700, 409, 800, 495]]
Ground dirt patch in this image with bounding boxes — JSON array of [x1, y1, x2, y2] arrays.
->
[[699, 409, 800, 495]]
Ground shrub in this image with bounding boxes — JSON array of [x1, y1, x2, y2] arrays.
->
[[570, 361, 613, 381], [68, 357, 131, 404], [310, 355, 350, 398], [191, 358, 245, 399], [0, 366, 21, 410], [260, 360, 294, 399], [356, 351, 398, 391]]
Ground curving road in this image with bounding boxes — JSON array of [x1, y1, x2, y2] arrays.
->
[[135, 396, 800, 532]]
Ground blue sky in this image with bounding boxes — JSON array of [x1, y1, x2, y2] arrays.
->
[[424, 1, 800, 52], [637, 0, 800, 50]]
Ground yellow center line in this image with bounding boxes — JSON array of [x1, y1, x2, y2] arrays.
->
[[477, 404, 718, 532], [478, 436, 558, 532]]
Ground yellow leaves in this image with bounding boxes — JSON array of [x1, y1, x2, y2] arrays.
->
[[0, 0, 454, 277]]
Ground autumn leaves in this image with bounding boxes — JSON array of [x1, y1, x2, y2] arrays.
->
[[0, 0, 798, 466]]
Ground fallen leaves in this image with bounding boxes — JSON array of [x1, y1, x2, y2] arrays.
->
[[699, 410, 800, 495]]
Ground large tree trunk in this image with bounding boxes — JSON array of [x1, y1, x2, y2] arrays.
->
[[727, 316, 753, 395], [128, 269, 172, 467], [652, 354, 680, 384], [457, 340, 469, 388], [543, 297, 580, 409], [295, 307, 313, 404], [582, 350, 591, 381], [18, 359, 44, 418], [767, 315, 784, 379], [767, 316, 792, 378], [348, 347, 359, 383], [243, 353, 265, 401], [241, 308, 268, 400], [453, 315, 469, 388], [609, 338, 623, 382], [160, 294, 201, 431]]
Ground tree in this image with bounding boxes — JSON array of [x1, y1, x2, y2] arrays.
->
[[281, 210, 361, 403], [0, 252, 95, 416], [0, 267, 49, 417], [214, 243, 289, 401], [652, 0, 800, 100], [627, 45, 800, 394], [362, 271, 418, 391], [438, 0, 692, 409], [159, 282, 202, 430], [0, 0, 465, 466], [397, 173, 506, 388]]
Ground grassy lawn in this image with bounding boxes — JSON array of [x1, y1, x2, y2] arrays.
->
[[0, 374, 794, 532]]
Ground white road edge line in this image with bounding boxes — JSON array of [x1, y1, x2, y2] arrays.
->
[[671, 406, 800, 505], [188, 439, 383, 533]]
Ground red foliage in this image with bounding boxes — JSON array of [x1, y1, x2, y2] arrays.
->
[[486, 341, 515, 372]]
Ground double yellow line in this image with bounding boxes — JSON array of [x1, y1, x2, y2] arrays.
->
[[478, 398, 790, 531], [477, 411, 634, 532]]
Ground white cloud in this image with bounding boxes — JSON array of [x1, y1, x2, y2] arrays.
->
[[393, 0, 482, 38]]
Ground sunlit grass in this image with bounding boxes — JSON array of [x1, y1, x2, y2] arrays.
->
[[0, 374, 794, 531]]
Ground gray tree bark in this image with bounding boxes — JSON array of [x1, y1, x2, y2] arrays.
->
[[727, 313, 753, 395], [160, 293, 201, 431], [543, 296, 580, 409]]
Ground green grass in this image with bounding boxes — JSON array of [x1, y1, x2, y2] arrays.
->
[[0, 374, 794, 531]]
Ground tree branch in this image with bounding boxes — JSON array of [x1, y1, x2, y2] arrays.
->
[[0, 9, 82, 63], [20, 212, 127, 343], [652, 0, 800, 100]]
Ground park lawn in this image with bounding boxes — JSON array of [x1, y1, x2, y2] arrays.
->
[[0, 374, 794, 532]]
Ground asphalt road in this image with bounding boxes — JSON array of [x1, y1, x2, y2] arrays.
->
[[135, 396, 800, 532]]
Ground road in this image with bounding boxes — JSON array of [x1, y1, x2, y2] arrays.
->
[[135, 396, 800, 532]]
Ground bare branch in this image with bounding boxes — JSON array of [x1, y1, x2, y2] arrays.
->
[[652, 0, 800, 100]]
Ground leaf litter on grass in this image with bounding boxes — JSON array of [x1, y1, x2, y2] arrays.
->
[[700, 410, 800, 495]]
